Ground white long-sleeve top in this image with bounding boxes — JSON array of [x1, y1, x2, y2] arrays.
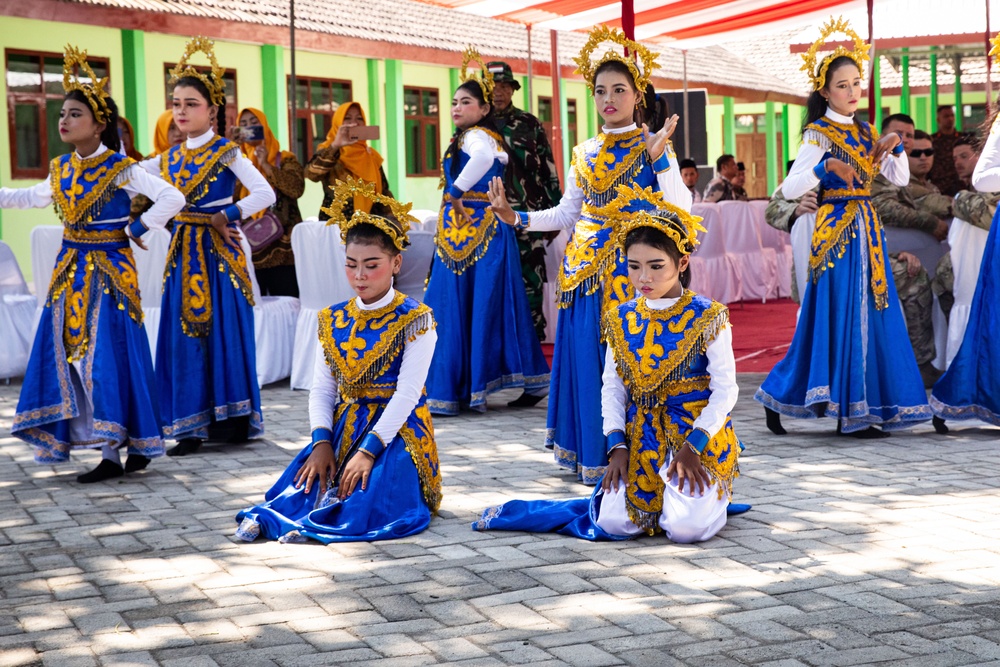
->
[[451, 127, 509, 194], [308, 288, 438, 444], [781, 108, 909, 199], [0, 144, 185, 229], [601, 294, 738, 441], [972, 121, 1000, 192], [525, 123, 692, 232], [139, 129, 275, 217]]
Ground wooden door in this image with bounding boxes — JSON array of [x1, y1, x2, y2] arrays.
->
[[736, 131, 783, 199]]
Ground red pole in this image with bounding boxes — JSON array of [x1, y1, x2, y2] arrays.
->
[[622, 0, 636, 42], [867, 0, 875, 122], [550, 29, 564, 188]]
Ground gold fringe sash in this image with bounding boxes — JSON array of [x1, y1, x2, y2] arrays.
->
[[49, 152, 134, 228]]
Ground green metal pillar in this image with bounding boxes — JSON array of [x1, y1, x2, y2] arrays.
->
[[449, 68, 461, 134], [915, 96, 929, 134], [781, 103, 790, 174], [588, 92, 598, 138], [723, 97, 736, 155], [260, 44, 288, 147], [900, 49, 910, 115], [872, 57, 883, 130], [120, 29, 148, 153], [384, 59, 406, 199], [930, 49, 939, 132], [366, 59, 382, 154], [954, 59, 963, 131], [765, 101, 777, 194], [519, 76, 528, 110]]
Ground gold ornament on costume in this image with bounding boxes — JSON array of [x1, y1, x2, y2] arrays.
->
[[460, 46, 495, 103], [62, 45, 111, 123], [800, 16, 871, 92], [168, 36, 227, 106], [610, 183, 705, 255], [323, 176, 417, 250], [990, 31, 1000, 57], [573, 25, 659, 102]]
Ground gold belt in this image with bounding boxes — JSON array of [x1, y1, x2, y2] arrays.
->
[[175, 212, 214, 225]]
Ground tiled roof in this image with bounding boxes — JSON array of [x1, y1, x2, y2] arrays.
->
[[60, 0, 805, 98]]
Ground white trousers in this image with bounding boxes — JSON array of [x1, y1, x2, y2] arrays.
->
[[595, 452, 728, 543]]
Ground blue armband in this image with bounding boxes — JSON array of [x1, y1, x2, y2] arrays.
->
[[223, 204, 243, 223], [128, 217, 149, 239], [891, 141, 905, 155], [447, 184, 465, 200], [812, 161, 828, 179], [358, 431, 386, 459], [605, 430, 626, 454], [685, 428, 710, 454], [310, 427, 334, 449], [652, 151, 671, 174], [515, 211, 530, 229]]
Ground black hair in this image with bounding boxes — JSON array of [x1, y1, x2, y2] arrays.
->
[[592, 59, 646, 126], [716, 154, 735, 172], [954, 132, 980, 150], [679, 158, 697, 171], [913, 129, 932, 142], [736, 161, 745, 171], [623, 224, 691, 289], [803, 55, 869, 143], [173, 75, 227, 139], [344, 222, 402, 259], [64, 89, 121, 153], [937, 105, 954, 114], [785, 159, 795, 175], [881, 113, 914, 133], [446, 80, 506, 181]]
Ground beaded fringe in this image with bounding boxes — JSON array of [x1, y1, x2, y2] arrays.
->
[[326, 312, 435, 392], [557, 249, 617, 308], [436, 223, 496, 275], [54, 167, 132, 228]]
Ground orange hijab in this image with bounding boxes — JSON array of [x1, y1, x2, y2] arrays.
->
[[318, 102, 383, 213], [236, 108, 295, 219], [152, 110, 176, 156], [118, 117, 143, 160]]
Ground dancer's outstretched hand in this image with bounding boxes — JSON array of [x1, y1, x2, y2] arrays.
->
[[644, 115, 679, 162], [487, 176, 518, 226]]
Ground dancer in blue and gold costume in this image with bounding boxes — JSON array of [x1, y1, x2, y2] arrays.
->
[[755, 19, 931, 437], [1, 47, 185, 482], [423, 47, 550, 415], [489, 27, 691, 484], [474, 185, 743, 542], [236, 177, 441, 543], [931, 33, 1000, 433], [142, 38, 276, 456]]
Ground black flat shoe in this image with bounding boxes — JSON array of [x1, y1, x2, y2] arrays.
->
[[167, 439, 202, 457], [507, 391, 545, 408], [933, 416, 949, 435], [764, 407, 787, 435], [124, 454, 151, 473], [839, 425, 890, 439], [77, 459, 124, 484]]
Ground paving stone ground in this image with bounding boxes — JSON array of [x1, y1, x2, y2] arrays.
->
[[2, 374, 1000, 667]]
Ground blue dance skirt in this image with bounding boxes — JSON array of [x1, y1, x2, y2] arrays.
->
[[931, 214, 1000, 424], [424, 222, 549, 414], [756, 220, 931, 431], [545, 290, 607, 485], [13, 291, 164, 463], [156, 235, 262, 440]]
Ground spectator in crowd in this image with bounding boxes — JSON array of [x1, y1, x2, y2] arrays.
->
[[487, 60, 563, 354], [929, 105, 964, 196], [732, 162, 749, 201], [908, 130, 952, 220], [703, 154, 738, 202], [952, 133, 981, 191], [679, 158, 702, 203], [118, 117, 143, 160], [232, 107, 306, 297]]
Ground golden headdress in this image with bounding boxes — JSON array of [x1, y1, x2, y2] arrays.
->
[[323, 176, 417, 251], [62, 45, 111, 124], [574, 25, 659, 102], [801, 17, 871, 91], [460, 46, 495, 103], [168, 36, 227, 106], [610, 183, 705, 256]]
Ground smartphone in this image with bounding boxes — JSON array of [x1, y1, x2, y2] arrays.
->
[[347, 125, 380, 142], [241, 125, 265, 142]]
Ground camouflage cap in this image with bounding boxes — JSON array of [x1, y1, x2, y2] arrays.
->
[[485, 61, 521, 90]]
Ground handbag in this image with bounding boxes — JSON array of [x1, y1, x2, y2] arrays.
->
[[242, 208, 284, 252]]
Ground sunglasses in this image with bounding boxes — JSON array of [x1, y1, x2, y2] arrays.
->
[[910, 148, 934, 158]]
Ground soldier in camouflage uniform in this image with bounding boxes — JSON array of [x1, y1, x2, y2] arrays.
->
[[487, 61, 563, 345], [767, 185, 939, 386]]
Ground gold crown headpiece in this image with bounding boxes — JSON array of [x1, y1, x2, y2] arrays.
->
[[574, 25, 659, 102], [609, 183, 705, 256], [62, 45, 111, 124], [169, 36, 227, 106], [323, 176, 417, 251], [801, 16, 871, 92], [460, 46, 495, 102]]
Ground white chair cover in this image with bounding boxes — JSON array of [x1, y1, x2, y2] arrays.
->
[[421, 213, 439, 233], [715, 201, 779, 302], [689, 204, 742, 304], [751, 200, 793, 299], [542, 231, 568, 344], [131, 227, 172, 357], [290, 220, 354, 390], [411, 209, 438, 232], [790, 212, 815, 304], [0, 241, 37, 379], [397, 230, 435, 301], [944, 217, 990, 368], [29, 225, 64, 336]]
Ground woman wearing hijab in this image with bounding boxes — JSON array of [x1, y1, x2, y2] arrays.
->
[[305, 102, 393, 221], [151, 110, 183, 157], [118, 117, 143, 160], [232, 107, 305, 297]]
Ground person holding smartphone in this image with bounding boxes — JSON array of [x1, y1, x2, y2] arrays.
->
[[231, 107, 305, 297], [305, 102, 393, 222]]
